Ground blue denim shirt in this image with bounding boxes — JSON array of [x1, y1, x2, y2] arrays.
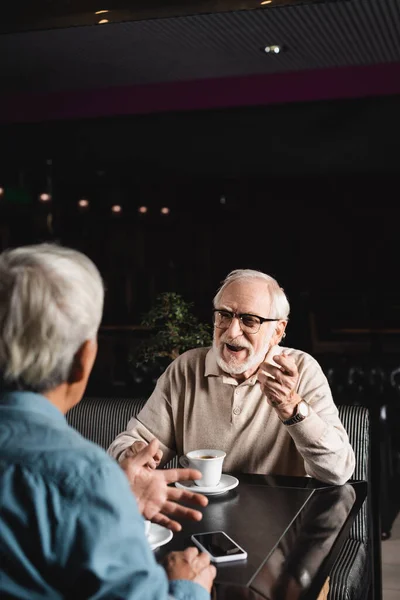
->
[[0, 391, 209, 600]]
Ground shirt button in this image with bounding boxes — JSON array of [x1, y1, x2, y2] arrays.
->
[[233, 407, 241, 415]]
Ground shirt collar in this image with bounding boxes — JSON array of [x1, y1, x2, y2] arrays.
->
[[0, 390, 67, 425], [204, 347, 259, 387]]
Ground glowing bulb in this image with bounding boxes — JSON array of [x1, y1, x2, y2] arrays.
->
[[260, 1, 272, 4], [39, 193, 51, 202], [95, 10, 109, 14], [0, 187, 4, 197], [138, 206, 148, 214], [98, 19, 109, 24], [111, 204, 122, 213], [264, 45, 281, 54], [78, 199, 89, 208], [160, 207, 170, 215]]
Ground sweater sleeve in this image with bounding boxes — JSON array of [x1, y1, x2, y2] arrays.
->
[[283, 352, 355, 485], [107, 368, 177, 466]]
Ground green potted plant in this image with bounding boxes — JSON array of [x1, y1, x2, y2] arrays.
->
[[129, 292, 213, 389]]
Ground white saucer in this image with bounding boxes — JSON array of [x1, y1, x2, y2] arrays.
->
[[175, 474, 239, 495], [147, 523, 173, 551]]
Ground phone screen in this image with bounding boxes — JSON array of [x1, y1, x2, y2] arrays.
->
[[192, 531, 246, 558]]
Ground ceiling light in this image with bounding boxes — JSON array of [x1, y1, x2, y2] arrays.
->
[[98, 19, 109, 24], [95, 10, 109, 14], [264, 45, 282, 54], [39, 193, 51, 202], [138, 206, 148, 214], [111, 204, 122, 213], [260, 1, 272, 4]]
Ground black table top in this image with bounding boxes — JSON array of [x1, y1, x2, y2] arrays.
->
[[156, 473, 367, 600]]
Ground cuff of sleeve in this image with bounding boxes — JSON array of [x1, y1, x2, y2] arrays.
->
[[286, 409, 327, 445], [169, 579, 211, 600], [117, 448, 131, 463]]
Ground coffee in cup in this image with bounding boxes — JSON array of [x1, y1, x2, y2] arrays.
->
[[179, 448, 226, 487]]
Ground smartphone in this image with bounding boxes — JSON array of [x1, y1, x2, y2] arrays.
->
[[191, 531, 247, 563]]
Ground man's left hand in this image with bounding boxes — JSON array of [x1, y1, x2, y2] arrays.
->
[[120, 438, 208, 532], [257, 352, 300, 420]]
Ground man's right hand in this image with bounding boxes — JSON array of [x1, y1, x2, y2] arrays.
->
[[124, 440, 163, 469], [163, 546, 217, 593]]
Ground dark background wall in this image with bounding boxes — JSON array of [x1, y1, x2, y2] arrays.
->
[[1, 95, 399, 330]]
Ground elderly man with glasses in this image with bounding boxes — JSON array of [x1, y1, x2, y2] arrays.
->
[[109, 269, 355, 485]]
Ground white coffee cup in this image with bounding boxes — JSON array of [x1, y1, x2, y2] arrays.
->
[[179, 448, 226, 487], [144, 519, 151, 537]]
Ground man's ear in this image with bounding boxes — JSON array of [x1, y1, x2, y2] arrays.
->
[[68, 339, 98, 384], [272, 321, 287, 346]]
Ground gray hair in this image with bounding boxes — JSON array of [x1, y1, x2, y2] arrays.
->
[[213, 269, 290, 320], [0, 243, 104, 393]]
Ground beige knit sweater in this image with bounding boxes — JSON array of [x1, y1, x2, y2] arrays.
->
[[108, 346, 355, 485]]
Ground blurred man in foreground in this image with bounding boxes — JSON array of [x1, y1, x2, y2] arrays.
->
[[0, 243, 216, 600]]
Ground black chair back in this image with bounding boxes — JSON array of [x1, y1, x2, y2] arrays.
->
[[66, 396, 148, 451], [329, 404, 381, 600]]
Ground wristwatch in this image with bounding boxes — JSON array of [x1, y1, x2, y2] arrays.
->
[[282, 400, 309, 426]]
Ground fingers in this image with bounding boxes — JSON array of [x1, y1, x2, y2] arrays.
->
[[132, 439, 163, 469], [167, 486, 209, 508], [180, 547, 215, 575], [164, 467, 203, 484], [132, 441, 147, 453], [182, 546, 201, 561], [273, 353, 297, 376], [163, 547, 216, 592], [150, 512, 183, 532], [161, 500, 204, 522], [192, 550, 215, 572], [183, 547, 217, 593]]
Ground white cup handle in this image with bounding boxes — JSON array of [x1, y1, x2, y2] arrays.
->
[[179, 456, 189, 468]]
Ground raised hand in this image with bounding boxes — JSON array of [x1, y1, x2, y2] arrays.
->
[[120, 438, 209, 531], [257, 351, 300, 420]]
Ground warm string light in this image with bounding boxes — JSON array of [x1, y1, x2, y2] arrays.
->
[[111, 204, 122, 214], [138, 206, 148, 214], [39, 193, 52, 202], [0, 187, 4, 197], [98, 19, 109, 24], [160, 207, 170, 215], [78, 199, 89, 208]]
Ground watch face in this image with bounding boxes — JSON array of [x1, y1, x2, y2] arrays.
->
[[298, 401, 309, 417]]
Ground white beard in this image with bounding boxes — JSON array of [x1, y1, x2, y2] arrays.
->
[[213, 327, 275, 376]]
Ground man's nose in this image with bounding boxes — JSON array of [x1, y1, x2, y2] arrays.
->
[[226, 316, 243, 337]]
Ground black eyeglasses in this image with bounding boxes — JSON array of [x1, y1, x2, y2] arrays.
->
[[213, 309, 280, 334]]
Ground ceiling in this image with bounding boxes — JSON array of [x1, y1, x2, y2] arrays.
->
[[0, 0, 399, 122], [0, 0, 399, 177], [1, 0, 399, 91]]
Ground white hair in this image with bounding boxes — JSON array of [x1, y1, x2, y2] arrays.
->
[[213, 268, 290, 319], [0, 243, 104, 393]]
